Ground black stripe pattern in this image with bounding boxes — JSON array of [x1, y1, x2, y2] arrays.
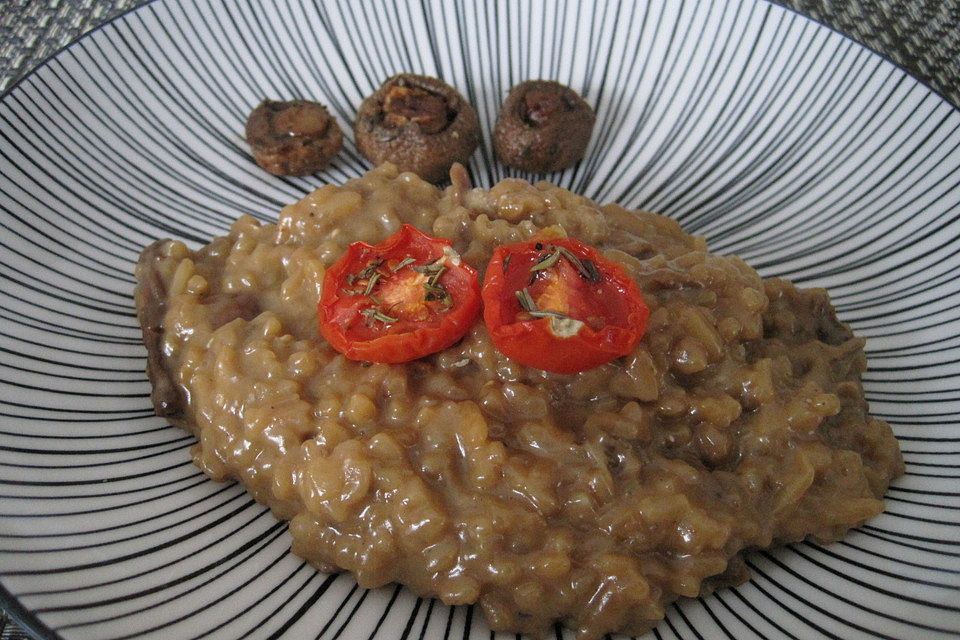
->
[[1, 0, 958, 638]]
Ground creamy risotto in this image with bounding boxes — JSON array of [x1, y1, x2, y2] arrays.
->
[[135, 163, 903, 639]]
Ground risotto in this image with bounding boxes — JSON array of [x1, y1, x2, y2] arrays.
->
[[135, 163, 903, 639]]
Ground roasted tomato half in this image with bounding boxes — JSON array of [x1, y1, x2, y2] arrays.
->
[[481, 237, 649, 374], [319, 225, 481, 363]]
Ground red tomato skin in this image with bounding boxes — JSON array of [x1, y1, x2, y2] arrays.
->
[[318, 225, 481, 364], [481, 238, 649, 374]]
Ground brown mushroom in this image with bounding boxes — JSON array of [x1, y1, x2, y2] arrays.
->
[[245, 99, 343, 176], [494, 80, 595, 172], [354, 74, 481, 183]]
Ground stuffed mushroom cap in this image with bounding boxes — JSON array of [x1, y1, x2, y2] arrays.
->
[[354, 74, 481, 183], [245, 99, 343, 176], [494, 80, 595, 172]]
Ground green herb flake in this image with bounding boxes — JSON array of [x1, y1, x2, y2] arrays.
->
[[428, 265, 447, 287], [360, 258, 384, 277], [530, 249, 562, 273], [391, 257, 416, 272], [581, 258, 601, 283], [555, 246, 585, 273], [413, 258, 444, 274], [360, 307, 398, 325], [424, 282, 453, 309], [350, 257, 385, 287], [515, 288, 581, 333], [515, 287, 538, 312], [527, 309, 569, 319], [363, 271, 382, 296]]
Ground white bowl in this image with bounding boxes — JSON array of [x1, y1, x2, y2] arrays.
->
[[1, 1, 958, 638]]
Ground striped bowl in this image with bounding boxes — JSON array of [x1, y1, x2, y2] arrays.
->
[[0, 1, 958, 639]]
